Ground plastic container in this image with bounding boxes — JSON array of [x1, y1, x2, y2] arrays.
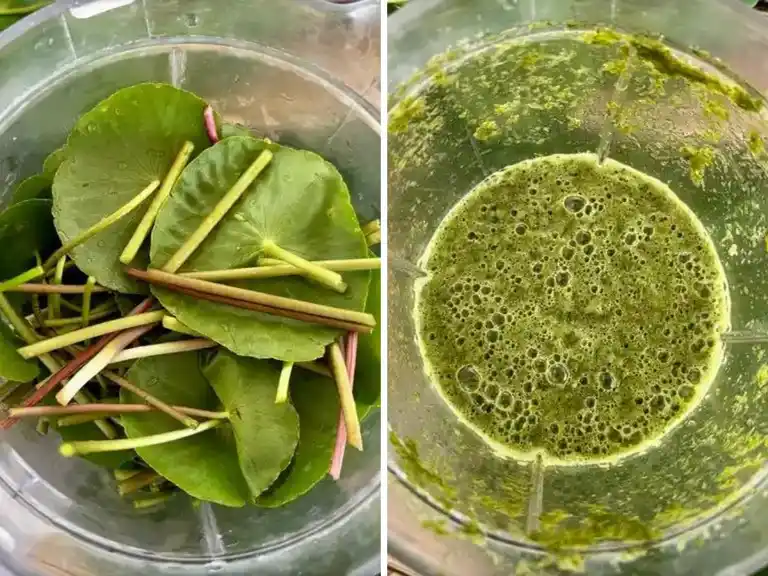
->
[[0, 1, 380, 574], [388, 1, 768, 574]]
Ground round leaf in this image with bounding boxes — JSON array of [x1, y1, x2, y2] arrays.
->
[[150, 136, 370, 361], [52, 83, 212, 293], [202, 350, 300, 499], [120, 352, 251, 507], [0, 199, 58, 279], [11, 175, 51, 205], [256, 369, 339, 508]]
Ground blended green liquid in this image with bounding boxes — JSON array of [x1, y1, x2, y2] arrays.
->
[[416, 153, 729, 464]]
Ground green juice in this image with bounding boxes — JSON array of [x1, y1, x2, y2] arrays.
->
[[415, 153, 729, 465]]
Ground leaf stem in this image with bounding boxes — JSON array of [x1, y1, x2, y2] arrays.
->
[[56, 413, 108, 427], [162, 150, 273, 273], [43, 179, 161, 270], [328, 341, 362, 451], [55, 324, 155, 406], [48, 256, 67, 320], [126, 268, 375, 331], [114, 468, 142, 482], [162, 315, 203, 337], [102, 370, 200, 429], [261, 241, 347, 293], [276, 361, 293, 404], [11, 403, 229, 420], [118, 470, 158, 495], [361, 220, 380, 237], [203, 106, 219, 143], [7, 283, 110, 294], [330, 332, 359, 480], [59, 419, 222, 456], [296, 361, 332, 378], [120, 142, 195, 265], [110, 339, 216, 363], [366, 230, 381, 247], [42, 307, 114, 328], [133, 493, 171, 509], [0, 266, 45, 292], [17, 311, 164, 359], [182, 258, 381, 282], [0, 298, 154, 432], [82, 276, 96, 327]]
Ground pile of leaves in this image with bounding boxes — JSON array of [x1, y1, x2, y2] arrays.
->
[[0, 83, 380, 510]]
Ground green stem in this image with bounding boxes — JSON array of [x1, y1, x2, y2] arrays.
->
[[329, 342, 363, 450], [43, 179, 161, 270], [102, 370, 201, 429], [42, 308, 114, 328], [110, 338, 216, 363], [261, 240, 347, 293], [7, 283, 109, 294], [11, 403, 228, 420], [59, 418, 222, 456], [133, 494, 171, 509], [82, 276, 96, 327], [118, 470, 158, 495], [55, 324, 155, 406], [0, 1, 52, 16], [45, 259, 76, 278], [275, 361, 293, 404], [184, 257, 381, 281], [366, 230, 381, 247], [35, 418, 49, 436], [17, 311, 164, 359], [296, 361, 332, 378], [161, 315, 203, 337], [48, 256, 67, 321], [0, 266, 44, 292], [56, 413, 106, 427], [114, 468, 142, 482], [162, 150, 273, 273], [361, 219, 380, 237], [120, 142, 195, 265]]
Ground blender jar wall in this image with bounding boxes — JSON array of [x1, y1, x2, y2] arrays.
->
[[388, 0, 768, 574], [0, 1, 380, 575]]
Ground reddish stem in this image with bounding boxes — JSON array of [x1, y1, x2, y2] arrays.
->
[[0, 298, 154, 430], [204, 106, 219, 143], [329, 331, 358, 480]]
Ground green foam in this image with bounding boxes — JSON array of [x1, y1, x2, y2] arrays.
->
[[415, 153, 729, 464]]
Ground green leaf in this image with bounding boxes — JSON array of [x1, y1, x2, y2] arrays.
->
[[356, 270, 381, 419], [0, 322, 39, 382], [0, 199, 58, 280], [219, 122, 253, 140], [120, 351, 251, 507], [43, 147, 66, 179], [11, 175, 52, 205], [256, 370, 339, 507], [0, 14, 22, 32], [52, 83, 212, 293], [150, 136, 370, 361], [202, 350, 300, 499]]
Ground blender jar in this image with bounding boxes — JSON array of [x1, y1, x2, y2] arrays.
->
[[0, 1, 381, 574], [388, 0, 768, 574]]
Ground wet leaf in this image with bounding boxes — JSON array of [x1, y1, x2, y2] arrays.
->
[[120, 351, 251, 507], [202, 350, 300, 499], [11, 174, 51, 205], [256, 369, 339, 507], [0, 199, 58, 279], [52, 83, 212, 293], [150, 136, 370, 361]]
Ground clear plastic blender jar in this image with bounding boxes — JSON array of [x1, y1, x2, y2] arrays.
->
[[388, 0, 768, 574], [0, 1, 380, 574]]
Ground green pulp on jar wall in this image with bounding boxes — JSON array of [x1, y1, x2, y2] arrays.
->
[[389, 22, 768, 568]]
